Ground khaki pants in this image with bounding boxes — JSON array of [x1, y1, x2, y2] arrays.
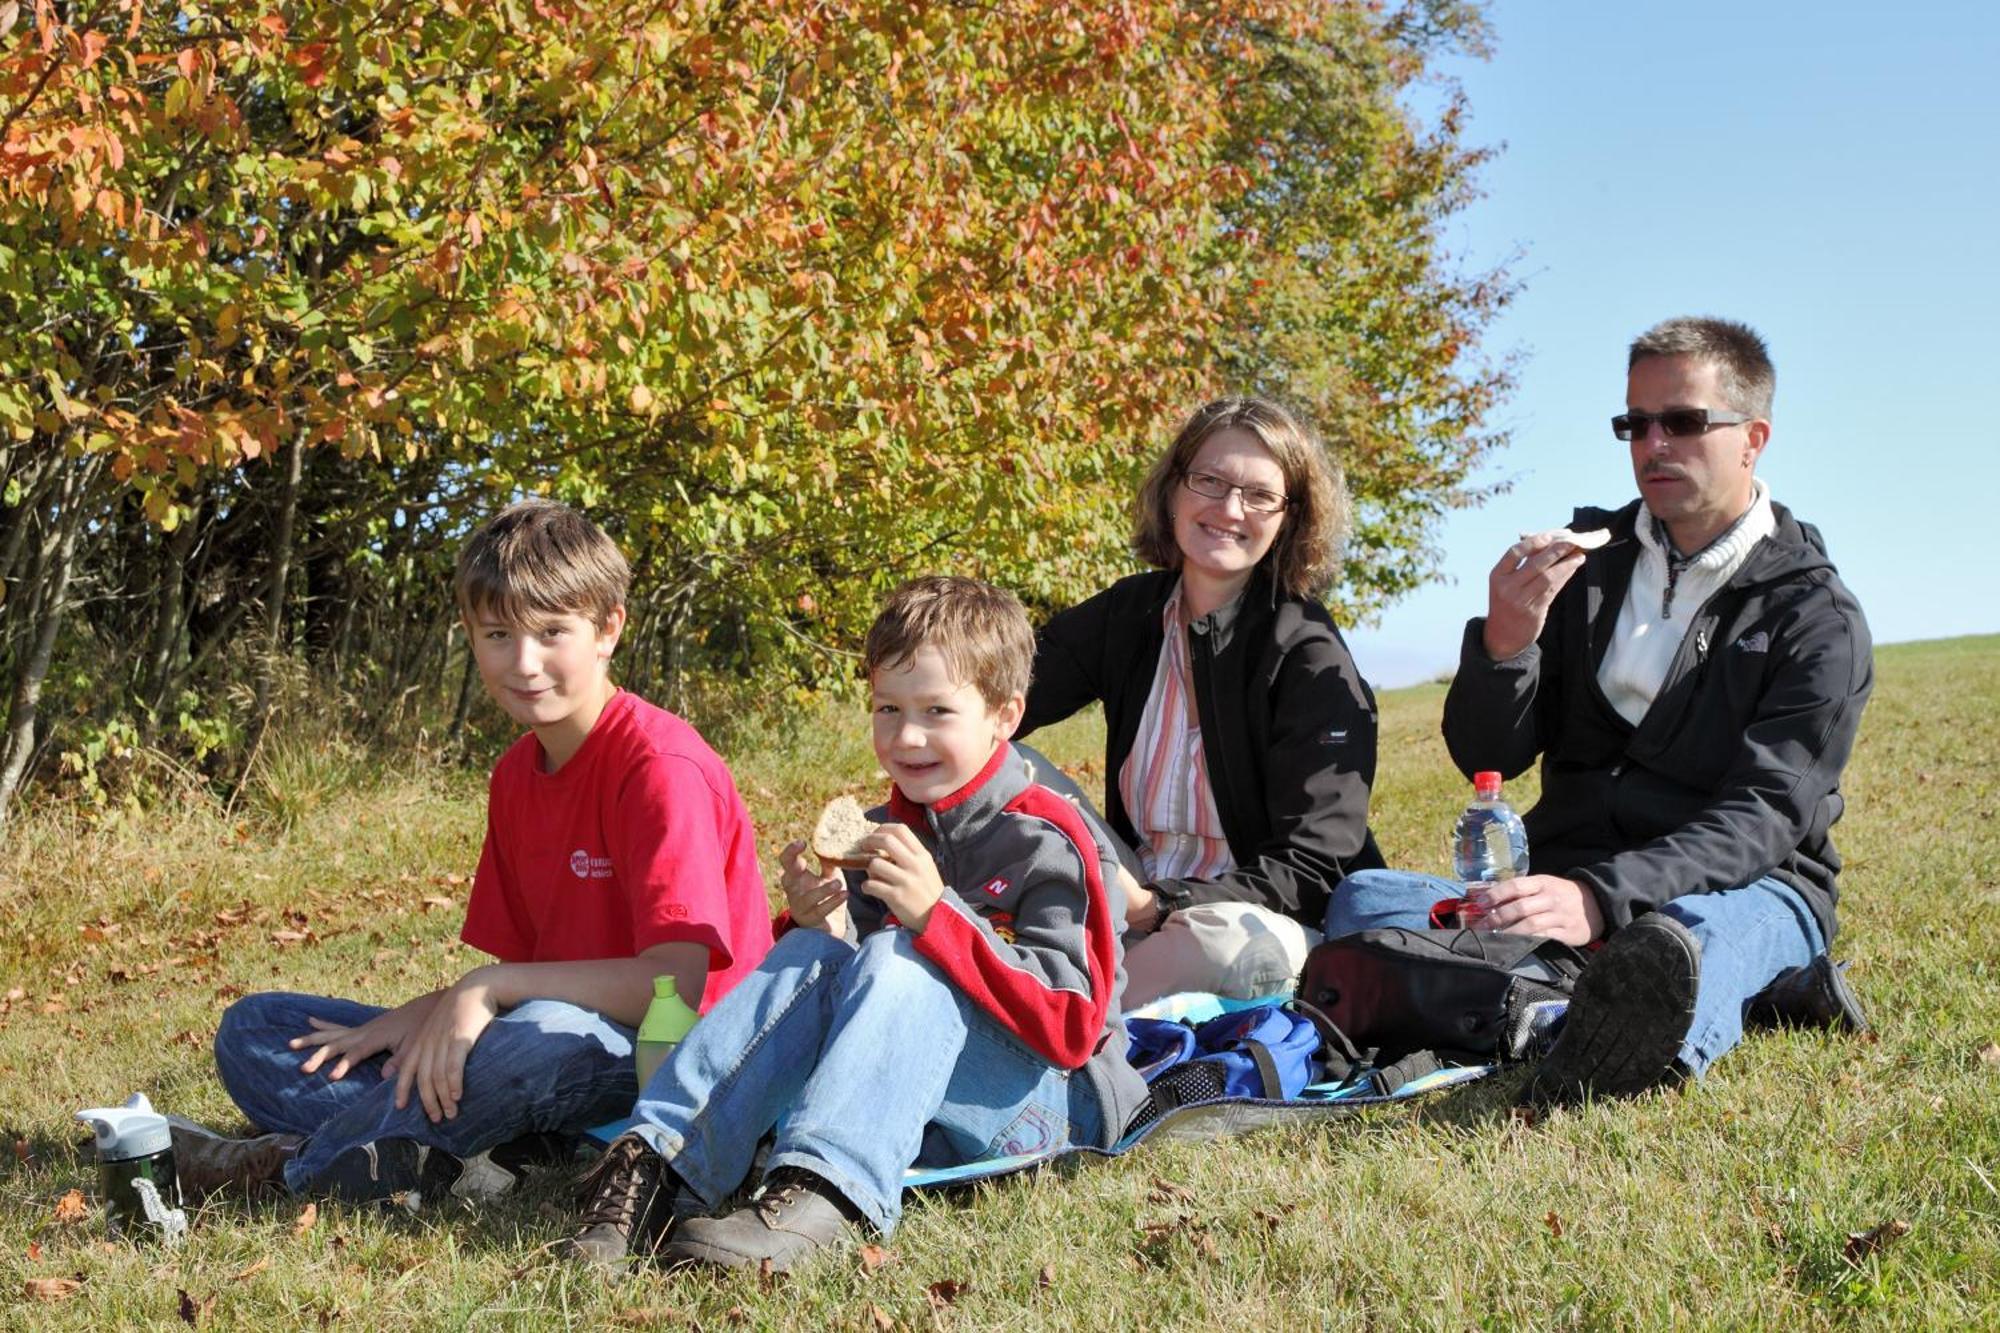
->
[[1121, 902, 1321, 1010]]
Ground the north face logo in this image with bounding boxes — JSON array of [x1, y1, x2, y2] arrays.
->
[[1735, 631, 1771, 654], [981, 877, 1010, 897]]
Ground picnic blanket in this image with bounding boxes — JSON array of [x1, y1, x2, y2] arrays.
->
[[901, 991, 1493, 1189], [585, 991, 1497, 1187]]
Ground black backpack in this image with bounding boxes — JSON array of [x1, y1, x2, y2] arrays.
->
[[1295, 927, 1590, 1091]]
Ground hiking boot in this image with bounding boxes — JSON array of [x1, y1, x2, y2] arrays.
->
[[1527, 913, 1701, 1106], [662, 1167, 863, 1273], [1746, 955, 1869, 1034], [563, 1132, 681, 1270], [168, 1121, 303, 1200]]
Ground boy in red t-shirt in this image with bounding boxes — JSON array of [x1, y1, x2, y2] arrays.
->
[[173, 501, 774, 1204]]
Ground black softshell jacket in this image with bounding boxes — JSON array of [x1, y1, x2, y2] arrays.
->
[[1021, 568, 1384, 927], [1442, 499, 1872, 944]]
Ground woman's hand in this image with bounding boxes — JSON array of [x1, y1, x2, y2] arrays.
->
[[858, 824, 946, 933], [780, 839, 850, 936], [1115, 865, 1162, 933]]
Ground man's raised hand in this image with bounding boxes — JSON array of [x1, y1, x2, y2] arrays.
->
[[1482, 533, 1589, 661]]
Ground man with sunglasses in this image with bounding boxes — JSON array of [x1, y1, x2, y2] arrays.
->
[[1325, 315, 1873, 1102]]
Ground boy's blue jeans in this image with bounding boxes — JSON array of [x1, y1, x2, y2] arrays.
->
[[213, 991, 638, 1193], [1323, 870, 1827, 1075], [630, 926, 1103, 1236]]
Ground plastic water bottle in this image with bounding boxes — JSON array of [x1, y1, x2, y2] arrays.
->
[[74, 1093, 187, 1244], [1451, 770, 1528, 925], [634, 975, 699, 1087]]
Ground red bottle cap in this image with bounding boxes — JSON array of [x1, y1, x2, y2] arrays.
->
[[1473, 770, 1502, 799]]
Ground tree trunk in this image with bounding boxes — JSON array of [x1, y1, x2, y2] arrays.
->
[[234, 437, 306, 797], [0, 458, 102, 826]]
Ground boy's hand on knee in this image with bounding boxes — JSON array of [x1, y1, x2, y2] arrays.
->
[[394, 971, 502, 1122], [780, 839, 850, 936], [289, 991, 437, 1081], [858, 824, 945, 933]]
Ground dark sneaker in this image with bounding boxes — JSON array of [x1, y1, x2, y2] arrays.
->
[[1527, 913, 1701, 1106], [563, 1132, 681, 1270], [1746, 955, 1869, 1034], [419, 1131, 579, 1205], [168, 1120, 303, 1200], [662, 1167, 864, 1273], [316, 1137, 426, 1204]]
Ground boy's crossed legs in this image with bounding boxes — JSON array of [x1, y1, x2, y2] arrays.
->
[[192, 991, 639, 1201], [574, 926, 1101, 1272]]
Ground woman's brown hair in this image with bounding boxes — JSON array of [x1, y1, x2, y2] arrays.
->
[[1131, 397, 1349, 599]]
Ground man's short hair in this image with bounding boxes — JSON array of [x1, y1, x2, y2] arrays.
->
[[1628, 316, 1776, 420], [1132, 397, 1351, 600], [454, 499, 630, 629], [863, 576, 1034, 709]]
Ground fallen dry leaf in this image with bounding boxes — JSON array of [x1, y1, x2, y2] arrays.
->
[[52, 1188, 88, 1225], [12, 1135, 30, 1164], [869, 1305, 896, 1332], [1845, 1218, 1911, 1263], [1978, 1042, 2000, 1066], [178, 1286, 217, 1324], [1146, 1176, 1195, 1205], [292, 1201, 319, 1237], [25, 1277, 83, 1301], [1037, 1262, 1056, 1289], [27, 1241, 42, 1261], [1544, 1210, 1564, 1238], [858, 1243, 890, 1274], [925, 1278, 969, 1309], [230, 1257, 271, 1282]]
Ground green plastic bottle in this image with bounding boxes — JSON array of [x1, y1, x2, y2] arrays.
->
[[635, 975, 700, 1086]]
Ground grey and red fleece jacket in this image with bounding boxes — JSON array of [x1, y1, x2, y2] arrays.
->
[[831, 742, 1149, 1145]]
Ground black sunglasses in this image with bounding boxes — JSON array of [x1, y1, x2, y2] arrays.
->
[[1612, 407, 1753, 442]]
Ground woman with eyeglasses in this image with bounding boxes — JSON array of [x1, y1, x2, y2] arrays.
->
[[1016, 397, 1385, 1008]]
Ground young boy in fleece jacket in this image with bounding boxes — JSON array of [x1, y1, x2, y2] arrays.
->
[[567, 575, 1147, 1273]]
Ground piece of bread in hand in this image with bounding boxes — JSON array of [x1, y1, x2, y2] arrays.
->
[[810, 796, 883, 869], [1520, 526, 1612, 552]]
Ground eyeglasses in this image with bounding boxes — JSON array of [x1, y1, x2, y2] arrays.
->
[[1180, 470, 1288, 513], [1612, 407, 1753, 442]]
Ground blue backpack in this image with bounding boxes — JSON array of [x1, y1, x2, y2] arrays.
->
[[1126, 1003, 1323, 1115]]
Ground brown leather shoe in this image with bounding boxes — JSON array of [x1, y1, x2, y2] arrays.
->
[[662, 1167, 863, 1273], [169, 1121, 304, 1199]]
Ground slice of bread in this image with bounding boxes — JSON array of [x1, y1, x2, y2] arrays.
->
[[1521, 526, 1612, 552], [811, 796, 882, 869]]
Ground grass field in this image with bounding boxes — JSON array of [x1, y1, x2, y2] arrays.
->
[[2, 635, 1995, 1329]]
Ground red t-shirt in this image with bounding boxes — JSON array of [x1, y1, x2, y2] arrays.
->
[[461, 690, 774, 1011]]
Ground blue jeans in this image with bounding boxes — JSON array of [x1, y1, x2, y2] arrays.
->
[[214, 991, 639, 1193], [629, 926, 1102, 1236], [1323, 870, 1827, 1075]]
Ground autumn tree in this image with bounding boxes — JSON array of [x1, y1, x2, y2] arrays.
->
[[0, 0, 1507, 818]]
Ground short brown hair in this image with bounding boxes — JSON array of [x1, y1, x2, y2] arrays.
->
[[863, 576, 1034, 709], [1132, 397, 1349, 600], [454, 499, 630, 629], [1628, 316, 1775, 420]]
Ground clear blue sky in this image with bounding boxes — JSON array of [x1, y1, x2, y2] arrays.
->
[[1345, 1, 1999, 686]]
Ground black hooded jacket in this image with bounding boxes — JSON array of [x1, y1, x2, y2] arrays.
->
[[1021, 568, 1384, 927], [1442, 498, 1872, 944]]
